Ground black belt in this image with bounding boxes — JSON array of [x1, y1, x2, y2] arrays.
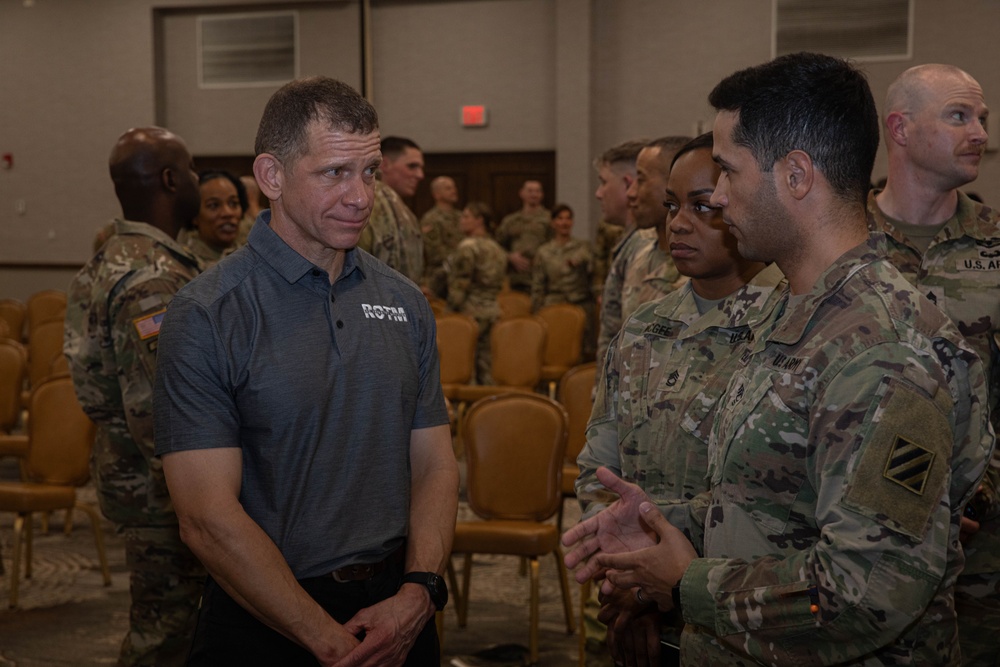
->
[[330, 546, 404, 583]]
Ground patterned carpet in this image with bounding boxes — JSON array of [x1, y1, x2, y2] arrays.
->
[[0, 482, 599, 666]]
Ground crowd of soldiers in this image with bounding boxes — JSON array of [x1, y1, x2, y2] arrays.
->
[[59, 53, 999, 667]]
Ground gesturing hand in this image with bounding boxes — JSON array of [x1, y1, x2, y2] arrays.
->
[[561, 467, 658, 583]]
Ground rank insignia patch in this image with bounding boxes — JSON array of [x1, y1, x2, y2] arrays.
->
[[883, 435, 935, 495]]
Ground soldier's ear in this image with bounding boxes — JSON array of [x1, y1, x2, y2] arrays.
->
[[885, 111, 908, 147], [160, 167, 179, 194], [778, 150, 814, 201], [253, 154, 282, 202]]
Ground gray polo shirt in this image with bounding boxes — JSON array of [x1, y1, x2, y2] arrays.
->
[[153, 211, 449, 578]]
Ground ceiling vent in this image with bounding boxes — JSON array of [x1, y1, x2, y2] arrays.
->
[[198, 11, 298, 88], [774, 0, 912, 62]]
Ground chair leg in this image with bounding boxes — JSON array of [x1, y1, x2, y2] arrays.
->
[[10, 513, 25, 608], [579, 580, 590, 667], [76, 502, 111, 586], [529, 556, 540, 665], [435, 610, 445, 649], [548, 380, 557, 400], [446, 557, 462, 623], [24, 512, 33, 579], [459, 553, 472, 628], [520, 556, 527, 577], [63, 508, 74, 535], [555, 546, 575, 633]]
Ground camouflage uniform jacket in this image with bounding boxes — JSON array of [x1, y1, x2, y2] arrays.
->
[[420, 205, 462, 282], [620, 229, 685, 331], [576, 264, 786, 533], [445, 235, 507, 323], [495, 208, 551, 291], [530, 237, 595, 311], [597, 227, 644, 364], [185, 234, 232, 268], [593, 220, 626, 295], [678, 233, 993, 666], [868, 191, 1000, 576], [359, 180, 424, 283], [64, 218, 201, 526]]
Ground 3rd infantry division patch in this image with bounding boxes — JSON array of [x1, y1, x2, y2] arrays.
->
[[883, 435, 934, 495]]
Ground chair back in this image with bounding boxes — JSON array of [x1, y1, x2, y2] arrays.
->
[[537, 304, 586, 370], [497, 290, 532, 319], [0, 339, 27, 432], [558, 362, 597, 465], [462, 393, 568, 521], [0, 298, 27, 341], [427, 297, 448, 317], [26, 289, 67, 337], [436, 313, 479, 384], [23, 374, 95, 486], [27, 319, 67, 390], [490, 316, 546, 387]]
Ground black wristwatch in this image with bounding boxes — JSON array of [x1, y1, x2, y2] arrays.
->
[[402, 571, 448, 611]]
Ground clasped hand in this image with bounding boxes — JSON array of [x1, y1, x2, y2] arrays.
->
[[561, 467, 697, 610]]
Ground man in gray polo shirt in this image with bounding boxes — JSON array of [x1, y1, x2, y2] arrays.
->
[[153, 77, 458, 666]]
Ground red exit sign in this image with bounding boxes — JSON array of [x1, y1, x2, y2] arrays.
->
[[461, 105, 488, 127]]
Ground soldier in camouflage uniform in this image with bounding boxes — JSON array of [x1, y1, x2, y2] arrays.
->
[[64, 127, 206, 667], [531, 204, 596, 355], [358, 136, 424, 283], [592, 219, 624, 296], [446, 202, 508, 384], [420, 175, 462, 285], [185, 170, 247, 268], [576, 134, 785, 665], [495, 179, 551, 292], [597, 137, 690, 363], [593, 140, 646, 365], [869, 63, 1000, 666], [564, 54, 995, 666]]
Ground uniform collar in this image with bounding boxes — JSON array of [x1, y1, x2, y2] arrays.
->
[[765, 233, 885, 348], [867, 189, 999, 245], [115, 218, 201, 269], [247, 209, 366, 285]]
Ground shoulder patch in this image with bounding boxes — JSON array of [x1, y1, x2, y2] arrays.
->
[[883, 435, 934, 495], [133, 308, 166, 340], [843, 379, 951, 540]]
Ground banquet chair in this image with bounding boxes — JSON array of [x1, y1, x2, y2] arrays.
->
[[497, 290, 532, 320], [435, 313, 479, 401], [22, 319, 66, 406], [25, 289, 66, 339], [0, 339, 27, 442], [556, 361, 597, 531], [0, 298, 27, 342], [447, 393, 575, 665], [537, 303, 587, 398], [0, 374, 111, 608], [449, 316, 547, 407]]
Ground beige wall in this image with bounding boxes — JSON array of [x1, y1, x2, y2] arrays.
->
[[1, 0, 998, 300]]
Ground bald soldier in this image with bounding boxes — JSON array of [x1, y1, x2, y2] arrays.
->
[[65, 127, 205, 666], [496, 179, 551, 292], [868, 63, 1000, 666], [420, 176, 463, 284]]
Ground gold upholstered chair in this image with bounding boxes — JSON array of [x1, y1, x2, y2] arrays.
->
[[0, 374, 111, 607], [446, 392, 575, 664]]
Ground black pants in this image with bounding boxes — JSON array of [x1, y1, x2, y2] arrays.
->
[[187, 562, 439, 666]]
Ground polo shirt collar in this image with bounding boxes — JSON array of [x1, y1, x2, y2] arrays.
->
[[248, 210, 367, 284]]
